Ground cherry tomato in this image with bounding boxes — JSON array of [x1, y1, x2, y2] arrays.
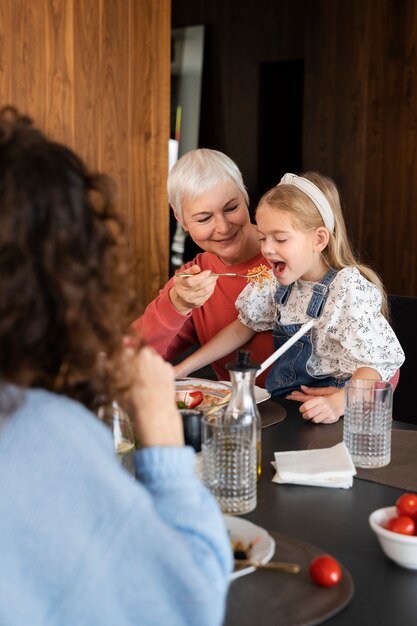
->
[[396, 493, 417, 521], [309, 556, 342, 587], [386, 515, 415, 536], [187, 391, 204, 409]]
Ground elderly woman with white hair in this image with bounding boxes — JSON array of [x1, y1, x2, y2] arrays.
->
[[133, 149, 273, 384]]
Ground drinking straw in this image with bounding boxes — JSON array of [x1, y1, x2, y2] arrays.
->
[[256, 320, 315, 377]]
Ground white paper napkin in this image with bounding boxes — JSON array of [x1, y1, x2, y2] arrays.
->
[[271, 442, 356, 489]]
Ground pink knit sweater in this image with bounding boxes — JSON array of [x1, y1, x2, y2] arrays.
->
[[133, 251, 273, 386]]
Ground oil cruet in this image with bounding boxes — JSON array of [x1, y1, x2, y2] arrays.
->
[[202, 349, 259, 515], [225, 350, 262, 479]]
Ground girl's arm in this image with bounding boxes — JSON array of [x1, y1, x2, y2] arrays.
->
[[174, 319, 256, 378], [288, 366, 381, 424]]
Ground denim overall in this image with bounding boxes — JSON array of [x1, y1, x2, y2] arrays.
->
[[266, 269, 350, 397]]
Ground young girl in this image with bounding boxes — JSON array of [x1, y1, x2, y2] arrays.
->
[[174, 172, 405, 424]]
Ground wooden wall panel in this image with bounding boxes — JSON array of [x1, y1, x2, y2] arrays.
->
[[0, 0, 170, 313], [173, 0, 417, 296], [45, 0, 74, 144], [304, 0, 417, 295], [100, 0, 129, 197], [129, 0, 171, 302], [0, 3, 12, 103], [173, 0, 308, 200], [361, 0, 385, 261], [304, 1, 371, 250], [10, 2, 47, 119], [382, 0, 417, 293], [73, 0, 100, 169]]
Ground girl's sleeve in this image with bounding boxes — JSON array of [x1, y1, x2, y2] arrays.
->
[[331, 270, 405, 379], [235, 272, 277, 331]]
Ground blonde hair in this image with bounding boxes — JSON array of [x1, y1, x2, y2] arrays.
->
[[167, 148, 249, 221], [257, 171, 388, 317]]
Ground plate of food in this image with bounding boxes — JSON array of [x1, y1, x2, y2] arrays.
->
[[175, 377, 270, 410], [175, 378, 232, 410], [224, 515, 275, 580]]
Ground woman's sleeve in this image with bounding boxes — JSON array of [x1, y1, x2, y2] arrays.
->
[[236, 274, 277, 332], [126, 446, 232, 625], [131, 275, 198, 361], [331, 271, 405, 379]]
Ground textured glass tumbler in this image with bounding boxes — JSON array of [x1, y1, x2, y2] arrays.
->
[[201, 413, 257, 515], [343, 380, 393, 468]]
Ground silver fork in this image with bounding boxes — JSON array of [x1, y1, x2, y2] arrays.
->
[[176, 269, 265, 278]]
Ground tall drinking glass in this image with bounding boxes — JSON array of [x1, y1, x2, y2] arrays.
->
[[343, 380, 393, 468], [201, 411, 257, 515]]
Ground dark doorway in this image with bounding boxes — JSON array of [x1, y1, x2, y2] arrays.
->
[[256, 59, 304, 205]]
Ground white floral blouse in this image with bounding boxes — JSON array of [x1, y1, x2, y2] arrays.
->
[[236, 267, 405, 381]]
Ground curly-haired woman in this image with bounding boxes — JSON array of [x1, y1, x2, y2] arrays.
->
[[0, 108, 231, 626]]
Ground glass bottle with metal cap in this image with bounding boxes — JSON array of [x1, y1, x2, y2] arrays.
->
[[225, 350, 262, 478]]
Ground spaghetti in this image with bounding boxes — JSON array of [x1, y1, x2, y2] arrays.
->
[[246, 264, 271, 288]]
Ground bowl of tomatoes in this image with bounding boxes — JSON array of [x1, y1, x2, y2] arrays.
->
[[369, 493, 417, 569]]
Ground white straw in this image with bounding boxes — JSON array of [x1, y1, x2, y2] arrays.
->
[[256, 320, 315, 378]]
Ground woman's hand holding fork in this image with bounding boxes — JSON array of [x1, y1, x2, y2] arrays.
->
[[170, 265, 218, 315]]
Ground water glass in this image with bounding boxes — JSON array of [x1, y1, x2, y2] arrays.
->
[[201, 411, 257, 515], [97, 400, 136, 475], [343, 380, 393, 468]]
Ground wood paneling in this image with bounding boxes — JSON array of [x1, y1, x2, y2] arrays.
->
[[129, 0, 171, 302], [304, 0, 417, 295], [73, 0, 100, 168], [173, 0, 307, 201], [0, 0, 170, 312], [173, 0, 417, 296]]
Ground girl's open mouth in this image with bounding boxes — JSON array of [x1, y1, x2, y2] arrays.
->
[[272, 261, 286, 277]]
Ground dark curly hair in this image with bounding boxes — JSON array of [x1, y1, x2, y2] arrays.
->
[[0, 106, 139, 410]]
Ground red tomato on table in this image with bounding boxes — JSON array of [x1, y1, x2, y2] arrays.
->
[[386, 515, 415, 536], [309, 556, 342, 587], [396, 493, 417, 521]]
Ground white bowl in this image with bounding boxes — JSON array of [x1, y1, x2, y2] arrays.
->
[[369, 506, 417, 569]]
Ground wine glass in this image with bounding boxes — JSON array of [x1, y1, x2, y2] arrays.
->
[[96, 400, 136, 475]]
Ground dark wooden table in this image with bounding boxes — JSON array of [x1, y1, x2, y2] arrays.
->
[[224, 398, 417, 626]]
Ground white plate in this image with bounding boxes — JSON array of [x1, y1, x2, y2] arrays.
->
[[224, 515, 275, 580], [254, 386, 271, 403], [176, 377, 271, 405], [221, 380, 271, 404]]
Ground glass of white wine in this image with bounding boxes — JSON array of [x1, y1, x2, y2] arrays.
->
[[96, 400, 136, 476]]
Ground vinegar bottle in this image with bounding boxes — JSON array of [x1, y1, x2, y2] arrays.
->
[[225, 350, 262, 478]]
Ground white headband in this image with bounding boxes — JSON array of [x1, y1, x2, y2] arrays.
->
[[278, 173, 335, 232]]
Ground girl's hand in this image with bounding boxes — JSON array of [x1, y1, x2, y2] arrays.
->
[[170, 265, 217, 315], [287, 385, 344, 424], [173, 361, 192, 379], [130, 347, 184, 447]]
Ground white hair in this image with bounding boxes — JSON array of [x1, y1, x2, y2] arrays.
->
[[167, 148, 249, 220]]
